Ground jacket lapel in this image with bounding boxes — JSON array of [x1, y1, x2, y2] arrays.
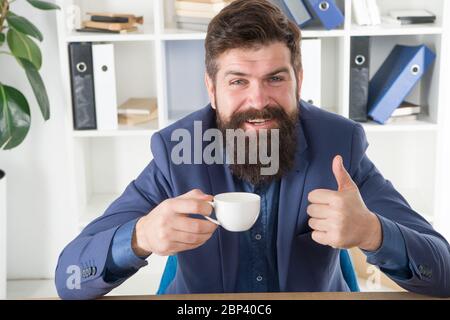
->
[[277, 118, 310, 291]]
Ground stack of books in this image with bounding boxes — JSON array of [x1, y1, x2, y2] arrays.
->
[[381, 9, 436, 25], [78, 12, 144, 34], [118, 98, 158, 126], [175, 0, 234, 32], [352, 0, 381, 26], [386, 102, 422, 124]]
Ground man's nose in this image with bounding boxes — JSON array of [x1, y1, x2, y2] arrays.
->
[[247, 82, 269, 110]]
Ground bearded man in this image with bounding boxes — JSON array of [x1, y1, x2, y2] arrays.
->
[[56, 0, 450, 299]]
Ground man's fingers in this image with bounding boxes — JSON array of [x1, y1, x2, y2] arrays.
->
[[170, 229, 214, 245], [172, 216, 218, 234], [167, 198, 213, 216], [308, 189, 339, 205], [307, 204, 338, 219], [178, 189, 214, 201], [308, 218, 331, 232], [311, 231, 329, 246], [332, 155, 357, 192]]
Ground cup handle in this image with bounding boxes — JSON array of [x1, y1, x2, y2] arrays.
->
[[205, 201, 220, 225]]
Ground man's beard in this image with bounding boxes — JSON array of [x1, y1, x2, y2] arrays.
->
[[216, 103, 299, 186]]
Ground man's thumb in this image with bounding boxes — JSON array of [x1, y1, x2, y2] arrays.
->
[[332, 155, 356, 191]]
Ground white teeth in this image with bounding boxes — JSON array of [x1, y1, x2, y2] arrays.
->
[[248, 119, 268, 123]]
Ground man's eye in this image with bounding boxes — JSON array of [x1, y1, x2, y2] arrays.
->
[[269, 76, 283, 82], [230, 80, 245, 86]]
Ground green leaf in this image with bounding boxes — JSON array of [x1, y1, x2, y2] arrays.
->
[[0, 33, 5, 46], [20, 58, 50, 120], [7, 28, 42, 70], [0, 83, 31, 150], [6, 12, 43, 42], [26, 0, 61, 10]]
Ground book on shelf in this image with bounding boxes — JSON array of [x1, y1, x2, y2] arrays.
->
[[90, 16, 130, 23], [176, 22, 209, 32], [352, 0, 381, 26], [83, 20, 140, 31], [175, 9, 218, 19], [76, 27, 138, 34], [391, 102, 422, 117], [366, 0, 381, 25], [176, 16, 212, 24], [118, 98, 158, 126], [82, 12, 144, 32], [381, 16, 435, 25], [389, 9, 436, 21], [175, 0, 234, 30], [385, 114, 419, 124], [382, 9, 436, 25], [175, 0, 231, 12], [86, 12, 144, 25]]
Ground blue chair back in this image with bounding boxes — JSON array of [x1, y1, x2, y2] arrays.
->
[[157, 250, 360, 294]]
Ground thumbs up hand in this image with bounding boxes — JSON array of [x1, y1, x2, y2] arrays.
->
[[307, 155, 382, 251]]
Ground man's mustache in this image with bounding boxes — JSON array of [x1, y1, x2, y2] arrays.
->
[[227, 106, 288, 128]]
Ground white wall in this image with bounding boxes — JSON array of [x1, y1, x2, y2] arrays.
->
[[0, 1, 76, 279]]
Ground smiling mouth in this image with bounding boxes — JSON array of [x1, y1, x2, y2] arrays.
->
[[246, 118, 273, 126]]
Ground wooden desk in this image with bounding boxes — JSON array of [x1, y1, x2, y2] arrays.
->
[[100, 292, 450, 300]]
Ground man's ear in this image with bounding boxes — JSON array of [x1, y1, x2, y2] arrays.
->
[[297, 69, 303, 100], [205, 73, 217, 110]]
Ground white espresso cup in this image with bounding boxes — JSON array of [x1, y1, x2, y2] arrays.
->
[[205, 192, 261, 232]]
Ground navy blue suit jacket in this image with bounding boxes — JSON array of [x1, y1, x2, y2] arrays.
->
[[55, 102, 450, 299]]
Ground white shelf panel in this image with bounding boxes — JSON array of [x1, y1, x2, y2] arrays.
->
[[79, 193, 120, 229], [161, 28, 347, 41], [362, 120, 438, 132], [350, 24, 443, 37], [65, 25, 155, 43], [72, 120, 159, 138]]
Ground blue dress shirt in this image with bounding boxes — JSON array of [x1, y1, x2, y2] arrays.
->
[[235, 179, 281, 292]]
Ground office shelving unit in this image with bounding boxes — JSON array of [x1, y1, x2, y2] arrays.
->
[[55, 0, 450, 289]]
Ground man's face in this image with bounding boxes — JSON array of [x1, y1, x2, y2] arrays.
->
[[205, 42, 303, 185], [205, 41, 302, 130]]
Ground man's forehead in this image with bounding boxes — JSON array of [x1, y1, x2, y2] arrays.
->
[[216, 43, 292, 75]]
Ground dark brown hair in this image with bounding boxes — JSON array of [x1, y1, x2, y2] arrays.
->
[[205, 0, 302, 82]]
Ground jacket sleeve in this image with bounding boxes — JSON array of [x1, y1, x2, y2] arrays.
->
[[55, 133, 173, 300], [349, 123, 450, 297]]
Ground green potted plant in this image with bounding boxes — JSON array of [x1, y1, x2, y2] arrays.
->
[[0, 0, 60, 298], [0, 0, 60, 150]]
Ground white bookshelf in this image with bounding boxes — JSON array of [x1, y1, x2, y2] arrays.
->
[[55, 0, 450, 257]]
